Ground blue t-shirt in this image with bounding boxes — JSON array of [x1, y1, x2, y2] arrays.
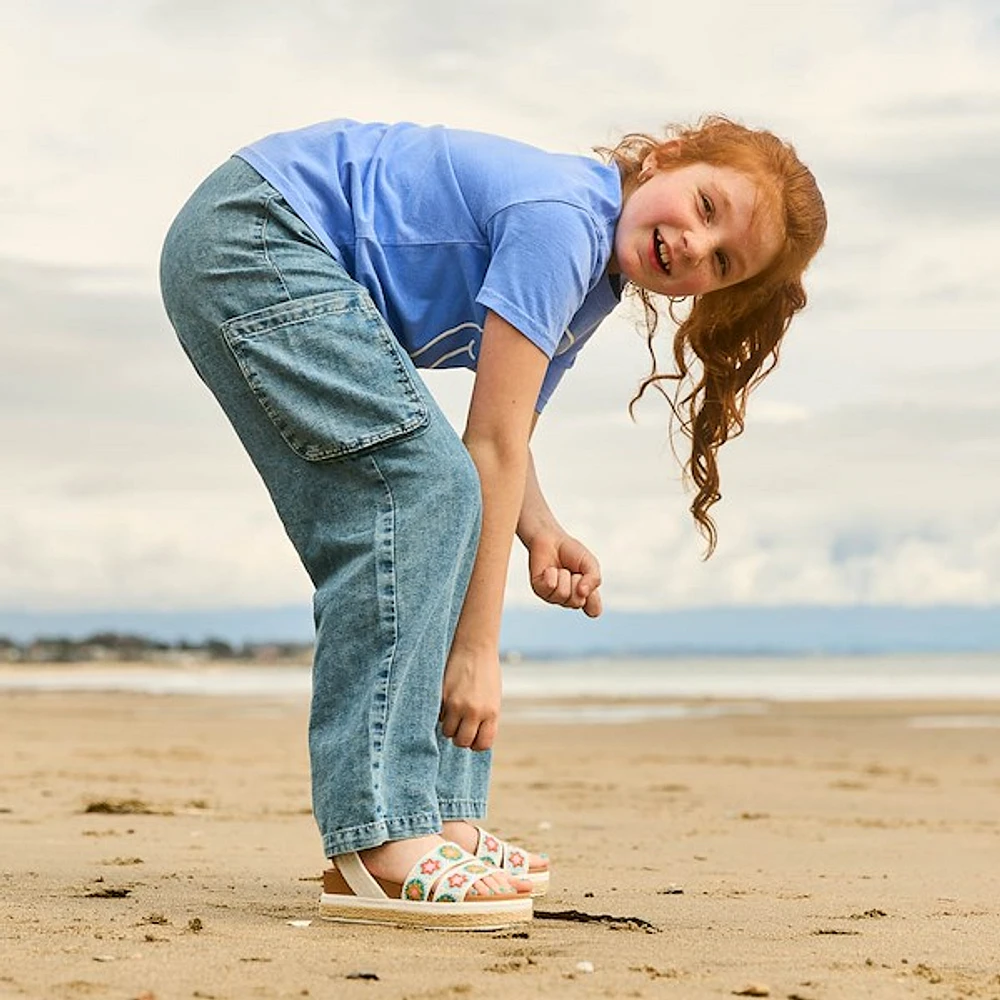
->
[[236, 120, 622, 409]]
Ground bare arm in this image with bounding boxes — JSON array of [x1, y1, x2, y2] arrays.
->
[[517, 428, 603, 617], [517, 426, 559, 543], [439, 310, 548, 751]]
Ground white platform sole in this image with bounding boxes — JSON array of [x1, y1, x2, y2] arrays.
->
[[319, 892, 533, 931]]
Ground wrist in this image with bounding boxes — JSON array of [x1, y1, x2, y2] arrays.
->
[[449, 634, 499, 662], [517, 508, 561, 546]]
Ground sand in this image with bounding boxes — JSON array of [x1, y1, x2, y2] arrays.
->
[[2, 679, 999, 999]]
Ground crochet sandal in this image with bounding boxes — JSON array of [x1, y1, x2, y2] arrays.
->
[[319, 841, 533, 930], [473, 825, 550, 897]]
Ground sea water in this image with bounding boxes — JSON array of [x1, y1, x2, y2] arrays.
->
[[2, 653, 999, 714]]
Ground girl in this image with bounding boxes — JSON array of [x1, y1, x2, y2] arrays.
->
[[159, 116, 826, 931]]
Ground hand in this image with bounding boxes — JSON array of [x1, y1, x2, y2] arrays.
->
[[439, 644, 502, 752], [528, 532, 603, 617]]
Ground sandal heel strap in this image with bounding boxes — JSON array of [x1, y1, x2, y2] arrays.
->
[[332, 852, 388, 899]]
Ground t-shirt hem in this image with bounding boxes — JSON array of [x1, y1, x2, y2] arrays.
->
[[475, 289, 562, 360], [234, 149, 347, 267]]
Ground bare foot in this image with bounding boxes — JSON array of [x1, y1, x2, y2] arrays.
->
[[357, 834, 523, 898], [441, 820, 545, 888]]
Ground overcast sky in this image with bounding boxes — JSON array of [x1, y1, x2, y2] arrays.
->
[[2, 0, 998, 613]]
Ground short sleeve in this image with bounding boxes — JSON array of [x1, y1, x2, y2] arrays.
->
[[535, 354, 576, 412], [532, 273, 622, 412], [475, 202, 605, 359]]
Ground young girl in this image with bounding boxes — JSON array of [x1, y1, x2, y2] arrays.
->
[[159, 116, 825, 930]]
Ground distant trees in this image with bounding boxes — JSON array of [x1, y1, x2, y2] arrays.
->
[[0, 633, 311, 664]]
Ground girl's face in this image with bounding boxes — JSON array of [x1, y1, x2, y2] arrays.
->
[[611, 158, 782, 297]]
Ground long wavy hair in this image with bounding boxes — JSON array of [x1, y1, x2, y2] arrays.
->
[[600, 116, 827, 556]]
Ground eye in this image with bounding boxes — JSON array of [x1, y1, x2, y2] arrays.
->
[[715, 250, 730, 278], [700, 192, 715, 220]]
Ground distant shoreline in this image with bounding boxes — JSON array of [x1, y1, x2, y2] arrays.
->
[[3, 604, 1000, 656], [3, 651, 999, 705]]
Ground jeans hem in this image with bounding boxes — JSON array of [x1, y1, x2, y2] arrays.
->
[[438, 799, 488, 821], [321, 810, 442, 857]]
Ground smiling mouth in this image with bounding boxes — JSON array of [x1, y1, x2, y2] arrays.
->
[[653, 230, 671, 275]]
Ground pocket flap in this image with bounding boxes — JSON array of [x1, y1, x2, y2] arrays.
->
[[222, 290, 429, 462]]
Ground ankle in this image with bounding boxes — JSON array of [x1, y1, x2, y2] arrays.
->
[[357, 834, 442, 870], [440, 820, 478, 849]]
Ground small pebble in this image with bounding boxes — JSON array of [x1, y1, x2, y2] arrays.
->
[[287, 919, 312, 928], [93, 955, 116, 963], [575, 961, 595, 974], [733, 985, 770, 997]]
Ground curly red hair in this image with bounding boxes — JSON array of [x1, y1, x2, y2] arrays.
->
[[601, 116, 827, 556]]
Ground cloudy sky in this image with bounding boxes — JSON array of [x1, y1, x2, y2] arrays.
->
[[2, 0, 998, 614]]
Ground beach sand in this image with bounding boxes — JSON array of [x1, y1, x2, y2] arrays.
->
[[2, 681, 999, 999]]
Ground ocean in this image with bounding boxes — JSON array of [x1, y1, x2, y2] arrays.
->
[[3, 653, 1000, 725]]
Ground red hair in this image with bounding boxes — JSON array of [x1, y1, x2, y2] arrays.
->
[[601, 116, 827, 556]]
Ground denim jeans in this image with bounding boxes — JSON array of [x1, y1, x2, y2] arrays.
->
[[160, 156, 490, 857]]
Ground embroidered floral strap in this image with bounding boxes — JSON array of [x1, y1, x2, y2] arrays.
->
[[503, 844, 530, 877], [400, 843, 478, 902], [474, 826, 530, 877], [429, 859, 493, 902], [474, 828, 505, 867]]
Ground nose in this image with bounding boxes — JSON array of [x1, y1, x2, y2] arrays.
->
[[681, 227, 711, 266]]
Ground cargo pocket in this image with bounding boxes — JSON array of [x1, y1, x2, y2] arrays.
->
[[221, 289, 429, 461]]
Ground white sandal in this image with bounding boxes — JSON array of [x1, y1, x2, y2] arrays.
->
[[319, 842, 533, 930], [473, 826, 550, 897]]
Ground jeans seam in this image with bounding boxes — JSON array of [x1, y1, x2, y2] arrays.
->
[[259, 193, 292, 301], [368, 451, 397, 809]]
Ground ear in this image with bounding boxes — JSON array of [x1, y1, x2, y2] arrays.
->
[[641, 139, 683, 178]]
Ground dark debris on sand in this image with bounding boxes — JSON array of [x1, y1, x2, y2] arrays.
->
[[534, 908, 660, 933]]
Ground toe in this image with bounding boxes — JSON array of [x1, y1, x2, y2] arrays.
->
[[470, 875, 499, 897]]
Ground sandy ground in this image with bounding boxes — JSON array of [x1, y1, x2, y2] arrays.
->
[[2, 680, 1000, 1000]]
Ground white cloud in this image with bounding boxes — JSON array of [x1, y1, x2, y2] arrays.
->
[[1, 0, 999, 611]]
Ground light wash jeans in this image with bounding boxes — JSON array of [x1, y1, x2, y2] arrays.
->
[[160, 156, 491, 857]]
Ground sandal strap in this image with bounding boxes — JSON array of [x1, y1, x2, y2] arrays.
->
[[429, 858, 494, 902], [473, 826, 530, 877], [503, 844, 530, 877], [400, 842, 477, 902], [333, 851, 388, 899], [474, 826, 505, 867]]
